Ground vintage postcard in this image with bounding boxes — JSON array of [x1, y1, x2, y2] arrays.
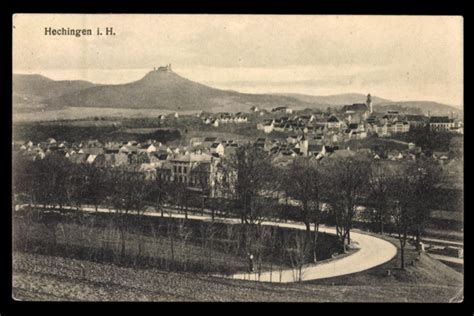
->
[[12, 14, 463, 302]]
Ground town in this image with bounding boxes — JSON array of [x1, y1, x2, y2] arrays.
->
[[13, 94, 463, 180], [13, 93, 463, 270], [11, 13, 466, 303]]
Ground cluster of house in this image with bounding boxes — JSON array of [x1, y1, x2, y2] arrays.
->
[[257, 113, 372, 141], [12, 136, 241, 195], [254, 135, 339, 162], [255, 94, 463, 139], [428, 115, 463, 133], [201, 112, 248, 127], [250, 134, 427, 165], [247, 105, 296, 117], [13, 93, 463, 196], [13, 120, 458, 199]]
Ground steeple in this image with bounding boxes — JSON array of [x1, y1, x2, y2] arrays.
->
[[366, 93, 373, 113], [300, 132, 308, 156]]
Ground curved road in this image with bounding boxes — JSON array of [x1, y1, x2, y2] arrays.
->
[[229, 221, 397, 283], [17, 205, 397, 283]]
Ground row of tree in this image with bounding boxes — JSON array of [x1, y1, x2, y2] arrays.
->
[[13, 143, 445, 269], [217, 144, 445, 269]]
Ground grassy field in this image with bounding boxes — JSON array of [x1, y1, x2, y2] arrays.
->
[[12, 115, 291, 146], [341, 136, 409, 153], [12, 236, 463, 302], [13, 211, 341, 276], [12, 107, 185, 122], [11, 213, 463, 302], [12, 121, 182, 144]]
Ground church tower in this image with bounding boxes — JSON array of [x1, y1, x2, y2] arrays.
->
[[300, 133, 309, 157], [366, 93, 373, 113]]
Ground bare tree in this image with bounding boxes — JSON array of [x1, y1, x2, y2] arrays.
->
[[387, 172, 415, 270], [408, 159, 444, 250], [366, 161, 395, 234], [282, 157, 323, 262], [288, 232, 309, 282], [385, 158, 444, 269], [321, 156, 372, 252], [81, 164, 108, 213], [176, 219, 192, 270], [106, 168, 151, 259], [217, 144, 276, 225], [153, 167, 168, 217]]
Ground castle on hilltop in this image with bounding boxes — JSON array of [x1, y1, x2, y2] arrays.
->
[[153, 64, 172, 72]]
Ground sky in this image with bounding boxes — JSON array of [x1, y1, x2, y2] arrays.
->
[[13, 14, 463, 107]]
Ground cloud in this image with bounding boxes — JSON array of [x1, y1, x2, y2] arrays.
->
[[13, 14, 463, 106]]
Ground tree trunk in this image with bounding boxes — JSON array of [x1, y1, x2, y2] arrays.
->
[[50, 223, 57, 248], [208, 235, 213, 269], [400, 245, 405, 270], [169, 230, 175, 267], [120, 228, 126, 259], [201, 197, 205, 216], [312, 226, 319, 263], [305, 222, 311, 235], [415, 228, 421, 251], [136, 235, 143, 265], [399, 231, 406, 270]]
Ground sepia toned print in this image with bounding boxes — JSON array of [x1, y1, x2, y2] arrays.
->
[[12, 14, 463, 302]]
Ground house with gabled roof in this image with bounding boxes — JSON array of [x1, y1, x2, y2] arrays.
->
[[405, 114, 428, 128], [429, 116, 455, 131], [308, 144, 326, 158], [210, 142, 225, 156]]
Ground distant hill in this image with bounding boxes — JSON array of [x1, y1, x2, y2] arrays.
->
[[279, 93, 393, 108], [281, 93, 463, 117], [13, 71, 463, 118], [45, 70, 315, 112], [13, 74, 97, 100], [377, 101, 463, 117]]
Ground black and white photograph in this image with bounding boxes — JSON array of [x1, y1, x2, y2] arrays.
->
[[11, 14, 463, 302]]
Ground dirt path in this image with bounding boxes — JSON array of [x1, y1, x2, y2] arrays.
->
[[229, 222, 397, 283]]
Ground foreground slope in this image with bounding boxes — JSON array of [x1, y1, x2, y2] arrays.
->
[[13, 244, 462, 302]]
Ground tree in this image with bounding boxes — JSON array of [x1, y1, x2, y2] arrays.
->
[[386, 158, 444, 269], [81, 164, 108, 212], [12, 155, 39, 208], [106, 168, 151, 258], [321, 156, 372, 251], [152, 168, 168, 217], [169, 180, 191, 220], [405, 159, 444, 249], [366, 161, 395, 234], [288, 232, 310, 282], [217, 144, 276, 225], [282, 157, 323, 262], [386, 171, 415, 270], [30, 152, 73, 212]]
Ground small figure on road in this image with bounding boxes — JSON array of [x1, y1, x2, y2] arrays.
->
[[248, 253, 254, 273]]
